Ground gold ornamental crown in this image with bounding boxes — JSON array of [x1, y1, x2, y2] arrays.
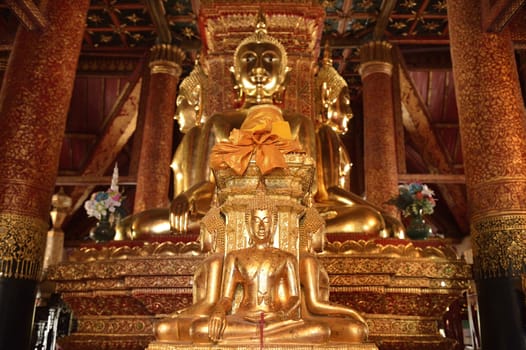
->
[[177, 58, 208, 107], [315, 43, 349, 104]]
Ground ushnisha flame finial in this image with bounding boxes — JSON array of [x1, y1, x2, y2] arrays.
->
[[322, 41, 333, 66], [255, 8, 267, 35]]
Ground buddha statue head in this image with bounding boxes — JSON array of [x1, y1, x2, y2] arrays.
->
[[315, 44, 353, 134], [175, 58, 209, 133], [245, 183, 278, 246], [231, 12, 290, 105]]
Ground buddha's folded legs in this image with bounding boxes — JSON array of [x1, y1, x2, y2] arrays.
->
[[190, 317, 330, 344]]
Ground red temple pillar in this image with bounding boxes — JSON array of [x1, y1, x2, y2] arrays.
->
[[0, 0, 89, 348], [359, 41, 399, 218], [134, 44, 185, 212], [449, 1, 526, 349]]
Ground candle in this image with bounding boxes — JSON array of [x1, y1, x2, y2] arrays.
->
[[110, 163, 119, 192]]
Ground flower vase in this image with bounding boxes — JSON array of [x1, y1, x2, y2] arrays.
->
[[406, 213, 432, 240], [90, 214, 116, 242]]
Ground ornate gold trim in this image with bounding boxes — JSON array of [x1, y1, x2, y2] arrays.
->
[[75, 315, 156, 335], [472, 214, 526, 278], [147, 342, 378, 350], [366, 314, 440, 337], [323, 240, 458, 258], [360, 41, 393, 62], [150, 61, 183, 77], [359, 41, 393, 78], [359, 61, 393, 78], [0, 213, 47, 280]]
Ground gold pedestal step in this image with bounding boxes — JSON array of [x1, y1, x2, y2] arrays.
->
[[147, 342, 378, 350]]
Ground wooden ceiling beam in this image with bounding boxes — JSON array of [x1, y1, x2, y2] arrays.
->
[[481, 0, 526, 32], [407, 0, 430, 36], [145, 0, 172, 44], [373, 0, 397, 40], [5, 0, 47, 30], [397, 52, 470, 235], [398, 173, 465, 184], [56, 175, 136, 186]]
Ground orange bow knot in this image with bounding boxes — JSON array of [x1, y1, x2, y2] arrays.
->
[[211, 129, 303, 175]]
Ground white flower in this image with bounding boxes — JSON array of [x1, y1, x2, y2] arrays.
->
[[421, 184, 435, 198]]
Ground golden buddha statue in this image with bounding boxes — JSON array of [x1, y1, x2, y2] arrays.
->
[[169, 14, 316, 235], [189, 201, 331, 345], [169, 14, 389, 238], [115, 59, 211, 239], [122, 13, 398, 240], [152, 180, 373, 348], [171, 58, 210, 196]]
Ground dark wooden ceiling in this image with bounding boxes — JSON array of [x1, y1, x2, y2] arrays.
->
[[1, 0, 525, 242]]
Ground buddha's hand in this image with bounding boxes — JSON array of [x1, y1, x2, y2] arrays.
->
[[170, 193, 191, 234], [208, 307, 226, 342]]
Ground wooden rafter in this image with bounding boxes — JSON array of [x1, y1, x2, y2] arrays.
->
[[56, 175, 136, 186], [398, 173, 465, 184], [373, 0, 397, 40], [5, 0, 47, 30], [481, 0, 526, 32]]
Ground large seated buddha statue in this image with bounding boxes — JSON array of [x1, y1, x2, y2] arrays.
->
[[116, 13, 401, 240], [168, 14, 389, 238]]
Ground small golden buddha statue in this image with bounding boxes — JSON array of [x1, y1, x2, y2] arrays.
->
[[153, 184, 371, 347], [189, 200, 331, 345]]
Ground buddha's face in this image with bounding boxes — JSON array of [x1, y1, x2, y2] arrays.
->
[[326, 87, 352, 134], [236, 42, 284, 101], [249, 209, 273, 245]]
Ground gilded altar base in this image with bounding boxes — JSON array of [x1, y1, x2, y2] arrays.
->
[[46, 238, 470, 350], [147, 342, 378, 350]]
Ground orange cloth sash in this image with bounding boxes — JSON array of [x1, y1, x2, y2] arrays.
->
[[211, 128, 303, 175]]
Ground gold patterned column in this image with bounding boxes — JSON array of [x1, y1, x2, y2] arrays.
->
[[449, 1, 526, 349], [359, 41, 399, 217], [134, 44, 185, 212], [0, 0, 89, 348]]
